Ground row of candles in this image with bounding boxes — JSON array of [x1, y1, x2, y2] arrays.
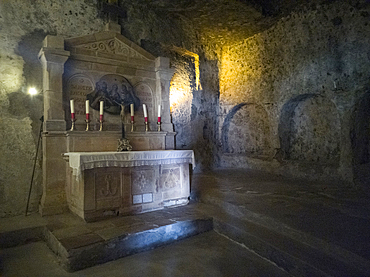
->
[[69, 99, 162, 123]]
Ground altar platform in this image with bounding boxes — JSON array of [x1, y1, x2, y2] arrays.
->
[[0, 204, 212, 272]]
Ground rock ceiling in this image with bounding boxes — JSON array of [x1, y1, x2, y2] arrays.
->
[[136, 0, 329, 45]]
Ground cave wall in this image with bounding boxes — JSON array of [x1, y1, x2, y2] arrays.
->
[[2, 0, 370, 217], [218, 1, 370, 182], [0, 0, 108, 217]]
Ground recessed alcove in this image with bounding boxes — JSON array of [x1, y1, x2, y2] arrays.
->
[[222, 103, 272, 158], [279, 94, 341, 166]]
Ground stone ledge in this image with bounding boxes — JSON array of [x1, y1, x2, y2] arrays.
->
[[43, 206, 212, 271], [0, 204, 213, 272]]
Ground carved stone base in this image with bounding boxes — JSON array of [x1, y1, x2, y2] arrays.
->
[[65, 162, 190, 222]]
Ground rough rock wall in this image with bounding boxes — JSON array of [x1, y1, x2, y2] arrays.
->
[[4, 0, 368, 217], [218, 1, 370, 182], [0, 0, 106, 217]]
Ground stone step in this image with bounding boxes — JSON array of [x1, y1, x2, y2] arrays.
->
[[195, 198, 370, 277], [43, 205, 213, 272], [0, 213, 47, 248]]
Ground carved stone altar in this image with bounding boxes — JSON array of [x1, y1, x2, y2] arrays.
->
[[64, 151, 194, 221], [38, 23, 183, 217]]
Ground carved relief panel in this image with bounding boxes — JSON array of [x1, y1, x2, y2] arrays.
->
[[159, 165, 182, 201], [131, 167, 155, 205], [87, 74, 140, 115], [159, 166, 181, 191], [95, 170, 122, 210]]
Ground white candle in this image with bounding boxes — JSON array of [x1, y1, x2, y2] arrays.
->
[[85, 100, 89, 114], [130, 104, 134, 116], [158, 105, 161, 117], [100, 101, 104, 115], [70, 99, 75, 113], [143, 104, 147, 118]]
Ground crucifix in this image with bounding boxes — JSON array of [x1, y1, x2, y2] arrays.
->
[[117, 104, 133, 152]]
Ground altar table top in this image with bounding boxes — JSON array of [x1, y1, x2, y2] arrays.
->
[[64, 150, 195, 179]]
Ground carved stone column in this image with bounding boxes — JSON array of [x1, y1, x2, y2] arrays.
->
[[38, 36, 70, 215]]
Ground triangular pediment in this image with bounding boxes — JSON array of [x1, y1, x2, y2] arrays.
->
[[65, 31, 155, 61]]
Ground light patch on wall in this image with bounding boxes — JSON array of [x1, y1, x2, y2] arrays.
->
[[0, 50, 25, 93], [170, 75, 190, 108], [170, 73, 193, 124], [219, 36, 264, 105], [0, 67, 24, 93]]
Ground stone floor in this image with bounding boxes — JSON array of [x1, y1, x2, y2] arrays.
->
[[0, 231, 287, 277], [191, 169, 370, 259], [191, 169, 370, 276], [1, 168, 370, 276]]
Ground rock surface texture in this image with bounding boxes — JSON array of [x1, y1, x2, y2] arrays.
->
[[1, 0, 370, 216]]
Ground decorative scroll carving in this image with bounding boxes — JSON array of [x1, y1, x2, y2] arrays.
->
[[77, 39, 147, 60]]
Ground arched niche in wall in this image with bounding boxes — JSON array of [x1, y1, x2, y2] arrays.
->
[[222, 103, 272, 158], [279, 94, 340, 164], [350, 91, 370, 186]]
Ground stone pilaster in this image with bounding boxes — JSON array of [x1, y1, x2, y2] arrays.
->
[[38, 35, 70, 215], [38, 35, 70, 131], [39, 132, 69, 216]]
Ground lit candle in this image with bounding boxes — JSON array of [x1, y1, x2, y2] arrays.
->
[[130, 103, 134, 122], [70, 99, 75, 119], [85, 100, 90, 120], [157, 104, 161, 123], [99, 101, 104, 121], [143, 104, 148, 122]]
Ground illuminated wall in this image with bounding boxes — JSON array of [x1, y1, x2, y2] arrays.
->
[[218, 1, 370, 182], [2, 0, 370, 216]]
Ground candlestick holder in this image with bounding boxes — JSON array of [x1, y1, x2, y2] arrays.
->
[[145, 121, 149, 132], [157, 121, 161, 132], [131, 120, 134, 132], [85, 119, 91, 131], [99, 119, 104, 131], [70, 118, 76, 131]]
